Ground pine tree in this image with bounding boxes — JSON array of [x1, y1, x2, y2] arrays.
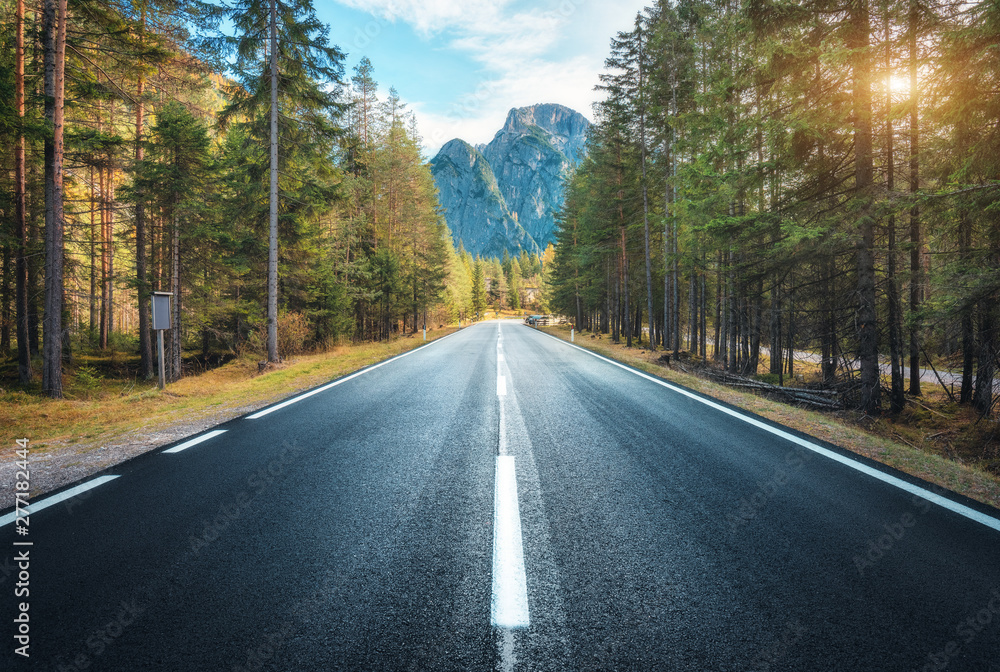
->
[[133, 101, 212, 381], [220, 0, 345, 362], [471, 258, 486, 319], [508, 257, 521, 311], [41, 0, 68, 397], [13, 0, 32, 383]]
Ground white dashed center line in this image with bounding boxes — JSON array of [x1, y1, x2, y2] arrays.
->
[[492, 323, 530, 629], [492, 455, 530, 628]]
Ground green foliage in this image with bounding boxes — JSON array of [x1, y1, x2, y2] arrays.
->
[[471, 259, 487, 318], [0, 0, 470, 395], [74, 366, 104, 391], [548, 0, 1000, 414]]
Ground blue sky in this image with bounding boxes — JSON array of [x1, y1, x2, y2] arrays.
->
[[313, 0, 650, 158]]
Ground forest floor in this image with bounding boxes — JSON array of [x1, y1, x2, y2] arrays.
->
[[0, 327, 458, 509], [539, 325, 1000, 511]]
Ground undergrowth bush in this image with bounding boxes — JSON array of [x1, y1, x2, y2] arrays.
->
[[246, 311, 312, 360]]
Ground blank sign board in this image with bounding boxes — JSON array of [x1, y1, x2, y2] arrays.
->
[[152, 292, 171, 330]]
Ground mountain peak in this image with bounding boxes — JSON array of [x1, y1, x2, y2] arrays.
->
[[431, 104, 590, 258], [496, 104, 590, 163], [503, 103, 586, 131]]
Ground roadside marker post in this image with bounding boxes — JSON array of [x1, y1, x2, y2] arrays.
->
[[571, 328, 574, 342], [152, 291, 172, 390]]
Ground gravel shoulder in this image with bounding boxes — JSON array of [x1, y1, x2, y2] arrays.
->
[[1, 395, 274, 510]]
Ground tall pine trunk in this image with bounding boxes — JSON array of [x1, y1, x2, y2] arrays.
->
[[770, 278, 783, 376], [267, 0, 280, 362], [638, 28, 654, 351], [136, 6, 153, 379], [851, 0, 879, 414], [907, 0, 922, 396], [729, 253, 738, 372], [886, 15, 905, 413], [2, 246, 9, 354], [663, 138, 672, 353], [15, 0, 33, 383], [170, 202, 181, 381], [99, 146, 109, 349], [89, 166, 97, 341], [973, 218, 1000, 414], [973, 308, 997, 415], [42, 0, 67, 398], [106, 110, 115, 339], [959, 206, 974, 404]]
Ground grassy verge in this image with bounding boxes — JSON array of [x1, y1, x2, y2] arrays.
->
[[540, 325, 1000, 511], [1, 328, 459, 466]]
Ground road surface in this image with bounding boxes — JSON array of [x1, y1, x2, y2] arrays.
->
[[2, 320, 998, 671]]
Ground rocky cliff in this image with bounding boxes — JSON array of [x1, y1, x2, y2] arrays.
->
[[430, 103, 590, 258]]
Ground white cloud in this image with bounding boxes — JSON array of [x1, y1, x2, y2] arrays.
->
[[414, 55, 599, 157], [338, 0, 647, 156], [337, 0, 514, 37]]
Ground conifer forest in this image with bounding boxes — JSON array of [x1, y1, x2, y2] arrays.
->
[[547, 0, 1000, 417]]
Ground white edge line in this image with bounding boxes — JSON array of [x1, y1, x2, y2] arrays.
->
[[0, 475, 120, 527], [246, 329, 460, 419], [163, 429, 228, 454], [533, 328, 1000, 533], [491, 455, 530, 628]]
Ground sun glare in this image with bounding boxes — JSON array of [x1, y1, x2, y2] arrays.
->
[[888, 74, 911, 94]]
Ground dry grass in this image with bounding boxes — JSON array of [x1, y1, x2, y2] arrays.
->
[[0, 329, 458, 459], [542, 325, 1000, 511]]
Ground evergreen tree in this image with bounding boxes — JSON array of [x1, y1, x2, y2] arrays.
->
[[508, 257, 521, 311], [132, 101, 212, 381], [471, 258, 487, 319], [219, 0, 345, 362]]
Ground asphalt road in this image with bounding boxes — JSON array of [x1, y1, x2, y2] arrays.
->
[[2, 320, 999, 671]]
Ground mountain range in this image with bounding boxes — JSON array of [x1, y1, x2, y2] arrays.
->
[[429, 103, 590, 258]]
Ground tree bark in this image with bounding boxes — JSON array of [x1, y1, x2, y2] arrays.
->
[[671, 196, 680, 357], [700, 257, 707, 359], [267, 0, 280, 362], [851, 0, 879, 414], [770, 268, 783, 375], [973, 308, 996, 415], [136, 6, 153, 379], [749, 282, 761, 374], [15, 0, 33, 383], [107, 105, 115, 338], [688, 262, 697, 353], [2, 246, 10, 354], [907, 0, 922, 396], [99, 143, 109, 349], [663, 138, 671, 352], [170, 203, 181, 381], [638, 26, 654, 351], [714, 251, 722, 360], [726, 248, 739, 373], [42, 0, 67, 398], [959, 207, 974, 404], [886, 15, 905, 414], [89, 166, 97, 341]]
